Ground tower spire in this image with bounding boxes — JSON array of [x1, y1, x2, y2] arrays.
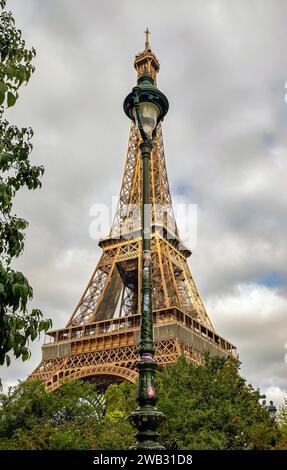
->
[[134, 29, 159, 81]]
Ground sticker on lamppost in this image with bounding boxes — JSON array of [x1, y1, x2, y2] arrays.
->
[[141, 353, 153, 361], [147, 386, 156, 398], [143, 250, 151, 261]]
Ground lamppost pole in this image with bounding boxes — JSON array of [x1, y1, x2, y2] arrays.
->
[[124, 71, 169, 450]]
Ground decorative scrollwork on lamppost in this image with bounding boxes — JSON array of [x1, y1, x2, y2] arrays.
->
[[123, 69, 169, 449]]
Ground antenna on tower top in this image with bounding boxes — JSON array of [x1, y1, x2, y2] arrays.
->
[[145, 27, 150, 50]]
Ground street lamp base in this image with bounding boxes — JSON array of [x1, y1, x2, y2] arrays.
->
[[129, 407, 166, 450]]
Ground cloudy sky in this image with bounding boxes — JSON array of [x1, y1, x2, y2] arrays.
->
[[2, 0, 287, 406]]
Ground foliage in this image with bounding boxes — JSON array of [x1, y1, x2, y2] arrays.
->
[[94, 381, 136, 450], [0, 0, 51, 367], [275, 398, 287, 449], [157, 355, 279, 450], [0, 356, 282, 450], [0, 379, 102, 449], [0, 0, 35, 107]]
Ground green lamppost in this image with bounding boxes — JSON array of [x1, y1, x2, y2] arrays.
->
[[123, 71, 169, 449]]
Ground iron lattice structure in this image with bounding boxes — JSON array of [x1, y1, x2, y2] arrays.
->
[[30, 43, 237, 391]]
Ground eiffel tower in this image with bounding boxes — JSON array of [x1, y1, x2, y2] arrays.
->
[[30, 37, 237, 391]]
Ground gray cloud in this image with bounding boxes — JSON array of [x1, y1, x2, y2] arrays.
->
[[207, 284, 287, 404], [1, 0, 287, 405]]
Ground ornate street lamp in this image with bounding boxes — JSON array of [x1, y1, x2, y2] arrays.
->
[[267, 400, 277, 419], [262, 398, 277, 419], [123, 70, 169, 449]]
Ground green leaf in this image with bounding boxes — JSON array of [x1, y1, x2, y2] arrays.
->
[[14, 343, 22, 358], [7, 92, 17, 108], [30, 329, 38, 341], [21, 347, 30, 361], [5, 354, 11, 366], [0, 82, 8, 105]]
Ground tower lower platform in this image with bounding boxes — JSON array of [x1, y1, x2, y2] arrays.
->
[[30, 307, 237, 391]]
